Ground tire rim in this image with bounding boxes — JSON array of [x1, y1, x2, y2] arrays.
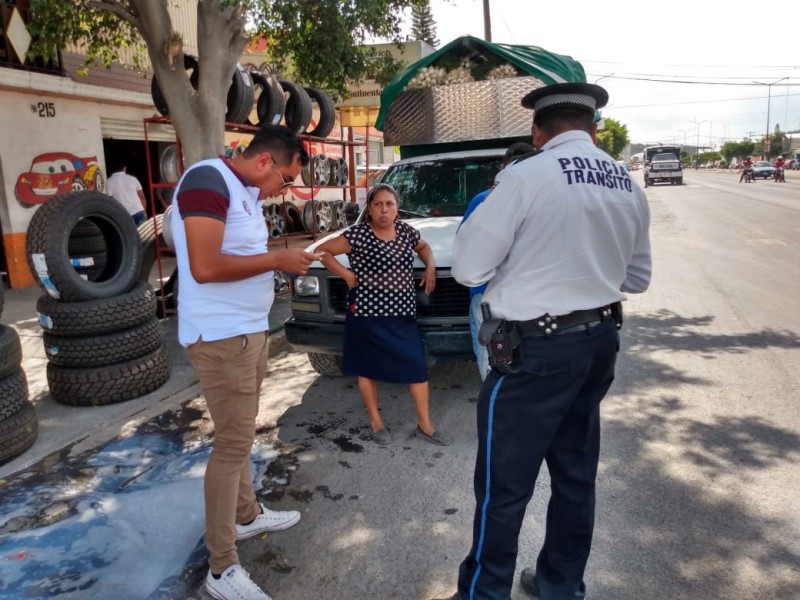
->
[[265, 203, 286, 238]]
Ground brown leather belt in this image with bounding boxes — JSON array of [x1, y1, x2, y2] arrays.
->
[[513, 306, 613, 338]]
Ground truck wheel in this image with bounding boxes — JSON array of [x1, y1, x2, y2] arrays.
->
[[253, 73, 285, 126], [152, 54, 200, 116], [225, 64, 255, 124], [43, 318, 162, 368], [47, 346, 171, 406], [279, 79, 312, 134], [0, 369, 27, 420], [0, 325, 23, 380], [303, 87, 336, 138], [37, 281, 156, 336], [26, 191, 142, 302], [677, 178, 683, 185], [308, 353, 344, 377], [0, 401, 37, 467]]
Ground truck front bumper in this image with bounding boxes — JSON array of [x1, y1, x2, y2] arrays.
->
[[284, 318, 474, 359]]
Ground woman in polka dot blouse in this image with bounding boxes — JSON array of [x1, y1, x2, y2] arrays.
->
[[316, 184, 451, 447]]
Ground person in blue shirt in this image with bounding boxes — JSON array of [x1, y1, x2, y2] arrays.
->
[[460, 141, 536, 379]]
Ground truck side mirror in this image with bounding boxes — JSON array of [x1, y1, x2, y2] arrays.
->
[[344, 202, 360, 225]]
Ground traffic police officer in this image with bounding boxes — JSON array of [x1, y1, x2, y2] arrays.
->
[[446, 82, 652, 600]]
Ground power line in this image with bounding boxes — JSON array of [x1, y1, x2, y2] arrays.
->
[[585, 73, 800, 86], [610, 92, 800, 110]]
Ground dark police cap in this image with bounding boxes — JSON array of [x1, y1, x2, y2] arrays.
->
[[521, 82, 609, 119]]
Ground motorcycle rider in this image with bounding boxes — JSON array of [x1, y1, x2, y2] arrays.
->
[[773, 155, 786, 182], [739, 156, 754, 183]]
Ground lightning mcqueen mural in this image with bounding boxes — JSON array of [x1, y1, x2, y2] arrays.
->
[[15, 152, 105, 207]]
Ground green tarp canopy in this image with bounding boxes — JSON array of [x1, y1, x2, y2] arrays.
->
[[375, 35, 587, 131]]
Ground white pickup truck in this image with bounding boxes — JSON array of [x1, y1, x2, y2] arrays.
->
[[283, 148, 507, 376]]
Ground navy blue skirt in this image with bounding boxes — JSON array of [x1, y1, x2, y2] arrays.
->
[[342, 314, 428, 383]]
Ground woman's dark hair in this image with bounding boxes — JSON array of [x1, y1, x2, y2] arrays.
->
[[365, 183, 400, 223]]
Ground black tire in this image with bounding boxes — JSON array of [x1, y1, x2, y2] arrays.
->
[[47, 346, 171, 407], [226, 64, 255, 124], [68, 234, 106, 255], [0, 400, 38, 467], [308, 353, 344, 377], [26, 191, 142, 302], [278, 79, 312, 134], [0, 325, 22, 380], [71, 219, 102, 238], [304, 87, 336, 138], [37, 281, 156, 337], [282, 203, 304, 233], [44, 318, 162, 368], [0, 369, 27, 420], [253, 73, 286, 126], [151, 55, 200, 116]]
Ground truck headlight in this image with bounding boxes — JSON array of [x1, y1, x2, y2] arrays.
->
[[294, 275, 320, 296]]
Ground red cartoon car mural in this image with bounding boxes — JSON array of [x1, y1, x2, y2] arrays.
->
[[15, 152, 105, 207]]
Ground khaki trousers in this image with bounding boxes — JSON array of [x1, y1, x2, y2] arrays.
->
[[187, 332, 269, 574]]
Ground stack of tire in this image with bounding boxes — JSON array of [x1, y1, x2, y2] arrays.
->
[[151, 56, 337, 138], [26, 191, 171, 407], [0, 285, 37, 467]]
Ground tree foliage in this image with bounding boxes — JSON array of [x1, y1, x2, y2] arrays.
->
[[411, 0, 439, 47], [720, 139, 756, 163], [596, 117, 629, 160], [26, 0, 427, 164]]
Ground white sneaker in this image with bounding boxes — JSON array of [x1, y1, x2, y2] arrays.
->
[[236, 503, 301, 540], [205, 564, 271, 600]]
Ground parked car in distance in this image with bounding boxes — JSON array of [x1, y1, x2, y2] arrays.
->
[[751, 161, 776, 179]]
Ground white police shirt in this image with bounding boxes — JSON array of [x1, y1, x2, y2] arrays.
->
[[452, 130, 651, 321]]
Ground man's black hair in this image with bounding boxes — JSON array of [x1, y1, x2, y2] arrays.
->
[[244, 124, 310, 166], [115, 161, 127, 172]]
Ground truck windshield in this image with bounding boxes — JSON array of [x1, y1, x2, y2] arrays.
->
[[653, 154, 678, 162], [380, 156, 503, 217]]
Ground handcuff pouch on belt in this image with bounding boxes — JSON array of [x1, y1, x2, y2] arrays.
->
[[478, 317, 523, 375]]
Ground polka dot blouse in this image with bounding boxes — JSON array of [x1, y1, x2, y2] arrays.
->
[[342, 220, 421, 317]]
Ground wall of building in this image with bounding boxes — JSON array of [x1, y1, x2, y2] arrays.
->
[[0, 69, 161, 288]]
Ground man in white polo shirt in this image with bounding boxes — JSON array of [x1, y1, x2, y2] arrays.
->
[[105, 161, 148, 225], [172, 124, 319, 600]]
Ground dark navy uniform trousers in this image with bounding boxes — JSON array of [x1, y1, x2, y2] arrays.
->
[[456, 319, 619, 600]]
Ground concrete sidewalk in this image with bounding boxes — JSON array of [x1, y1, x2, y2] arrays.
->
[[0, 284, 292, 479]]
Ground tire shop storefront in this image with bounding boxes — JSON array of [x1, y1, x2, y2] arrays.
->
[[0, 66, 174, 289]]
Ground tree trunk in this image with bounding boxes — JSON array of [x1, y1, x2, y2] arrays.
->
[[132, 0, 248, 167]]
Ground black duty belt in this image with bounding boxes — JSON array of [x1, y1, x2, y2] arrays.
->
[[513, 306, 614, 338]]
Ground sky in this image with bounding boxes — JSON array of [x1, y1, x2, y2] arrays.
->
[[403, 0, 800, 147]]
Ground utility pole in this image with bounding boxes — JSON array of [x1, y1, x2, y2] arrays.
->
[[483, 0, 492, 42]]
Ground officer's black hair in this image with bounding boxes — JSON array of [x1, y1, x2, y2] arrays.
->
[[533, 106, 595, 134], [243, 124, 310, 167]]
